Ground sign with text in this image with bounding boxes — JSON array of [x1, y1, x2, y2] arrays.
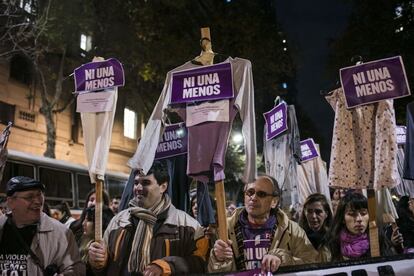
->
[[340, 56, 411, 108], [74, 58, 125, 93], [397, 125, 407, 145], [76, 89, 116, 113], [300, 138, 319, 162], [154, 123, 187, 160], [170, 62, 234, 104], [263, 102, 288, 141]]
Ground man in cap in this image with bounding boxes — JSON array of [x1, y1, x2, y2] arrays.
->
[[0, 176, 85, 275]]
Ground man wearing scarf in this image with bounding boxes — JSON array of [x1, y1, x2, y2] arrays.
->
[[208, 175, 317, 274], [88, 161, 208, 275]]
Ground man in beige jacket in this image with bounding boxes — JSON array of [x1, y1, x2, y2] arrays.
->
[[209, 175, 317, 274], [0, 176, 85, 275]]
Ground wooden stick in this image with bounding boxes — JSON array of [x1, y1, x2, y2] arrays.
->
[[95, 178, 104, 242], [215, 180, 228, 241], [367, 189, 380, 257]]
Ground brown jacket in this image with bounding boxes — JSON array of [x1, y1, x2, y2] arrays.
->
[[93, 204, 208, 275], [208, 208, 317, 273]]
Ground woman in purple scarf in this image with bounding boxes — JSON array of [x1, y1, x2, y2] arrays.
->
[[328, 192, 396, 261]]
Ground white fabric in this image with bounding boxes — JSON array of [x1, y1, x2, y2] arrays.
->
[[264, 103, 301, 209], [81, 88, 118, 183]]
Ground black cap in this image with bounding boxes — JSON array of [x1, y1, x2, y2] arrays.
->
[[6, 176, 45, 196]]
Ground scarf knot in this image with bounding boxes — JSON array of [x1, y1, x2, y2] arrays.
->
[[340, 229, 369, 258]]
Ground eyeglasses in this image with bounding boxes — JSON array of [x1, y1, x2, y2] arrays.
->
[[244, 189, 276, 198], [13, 193, 44, 203]]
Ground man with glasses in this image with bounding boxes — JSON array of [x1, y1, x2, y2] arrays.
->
[[0, 176, 85, 275], [208, 175, 316, 274]]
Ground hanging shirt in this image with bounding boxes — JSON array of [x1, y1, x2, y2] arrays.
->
[[264, 103, 301, 208], [128, 57, 257, 184], [326, 88, 398, 190], [395, 146, 414, 196], [297, 144, 331, 205], [403, 102, 414, 180]]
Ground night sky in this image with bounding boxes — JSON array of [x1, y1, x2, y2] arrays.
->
[[275, 0, 351, 161]]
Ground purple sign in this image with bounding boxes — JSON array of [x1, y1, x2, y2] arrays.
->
[[263, 102, 288, 141], [396, 125, 406, 145], [300, 138, 319, 162], [170, 62, 234, 104], [74, 58, 125, 93], [154, 123, 187, 160], [340, 56, 411, 108]]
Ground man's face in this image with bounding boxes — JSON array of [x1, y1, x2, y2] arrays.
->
[[305, 201, 328, 231], [133, 173, 167, 209], [244, 177, 278, 219], [344, 208, 369, 235], [7, 189, 44, 225]]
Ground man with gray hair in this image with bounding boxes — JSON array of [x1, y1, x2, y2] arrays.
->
[[209, 175, 317, 274], [0, 176, 85, 275]]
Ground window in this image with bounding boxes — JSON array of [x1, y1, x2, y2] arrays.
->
[[39, 167, 73, 207], [106, 177, 126, 199], [10, 55, 33, 85], [77, 173, 93, 208], [0, 101, 15, 125], [80, 34, 92, 52], [19, 0, 32, 13], [124, 108, 137, 139]]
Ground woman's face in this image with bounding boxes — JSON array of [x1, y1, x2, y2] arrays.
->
[[87, 193, 96, 208], [82, 217, 94, 236], [52, 210, 63, 221], [305, 201, 328, 232], [344, 207, 369, 235], [192, 200, 198, 218]]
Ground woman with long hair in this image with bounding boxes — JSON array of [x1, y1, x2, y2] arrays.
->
[[329, 192, 396, 260], [299, 193, 333, 262]]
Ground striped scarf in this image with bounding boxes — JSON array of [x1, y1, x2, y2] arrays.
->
[[127, 194, 171, 273]]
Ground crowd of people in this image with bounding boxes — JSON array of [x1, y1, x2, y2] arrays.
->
[[0, 161, 413, 275]]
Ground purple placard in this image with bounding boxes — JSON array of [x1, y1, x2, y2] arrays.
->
[[154, 123, 187, 160], [300, 138, 319, 162], [263, 102, 288, 141], [396, 125, 407, 145], [74, 58, 125, 93], [170, 62, 234, 104], [340, 56, 411, 108]]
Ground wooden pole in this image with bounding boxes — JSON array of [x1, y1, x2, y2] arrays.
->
[[367, 189, 380, 257], [215, 180, 228, 241], [95, 177, 104, 242], [198, 27, 228, 241]]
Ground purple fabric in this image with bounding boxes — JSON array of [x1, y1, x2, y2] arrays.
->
[[340, 229, 370, 258]]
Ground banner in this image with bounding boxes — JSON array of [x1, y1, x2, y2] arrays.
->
[[263, 102, 288, 141], [170, 62, 234, 104], [340, 56, 411, 108], [396, 125, 407, 145], [74, 58, 125, 93], [300, 138, 319, 162], [154, 123, 187, 160]]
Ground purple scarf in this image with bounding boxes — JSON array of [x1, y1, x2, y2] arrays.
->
[[340, 229, 370, 258]]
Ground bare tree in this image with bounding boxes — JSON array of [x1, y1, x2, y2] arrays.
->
[[0, 0, 82, 158]]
